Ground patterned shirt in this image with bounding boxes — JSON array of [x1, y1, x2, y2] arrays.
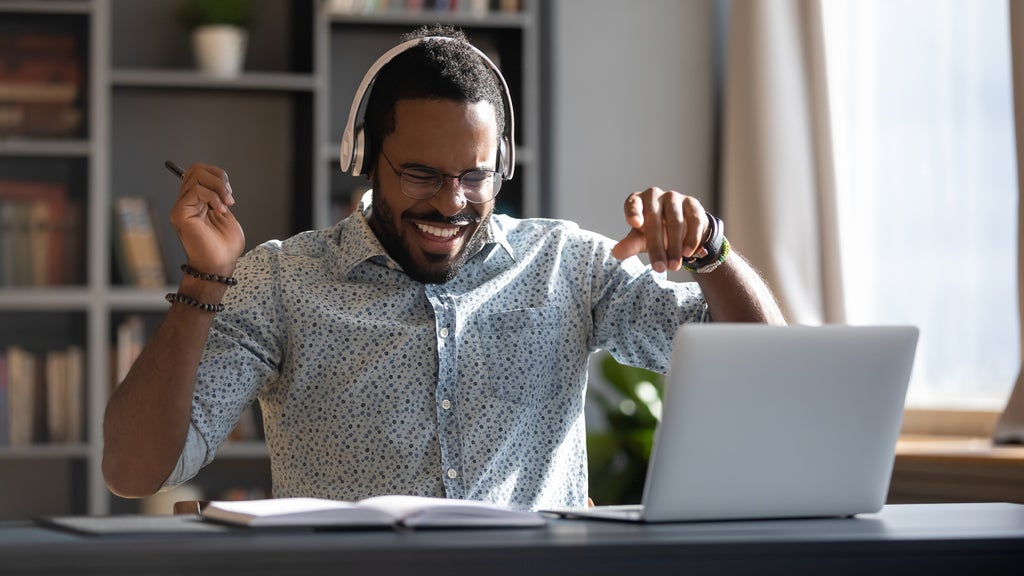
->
[[164, 210, 708, 511]]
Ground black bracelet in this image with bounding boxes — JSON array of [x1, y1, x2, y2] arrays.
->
[[165, 292, 225, 313], [181, 263, 238, 286], [682, 212, 727, 271]]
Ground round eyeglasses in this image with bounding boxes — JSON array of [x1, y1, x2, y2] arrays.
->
[[380, 149, 503, 204]]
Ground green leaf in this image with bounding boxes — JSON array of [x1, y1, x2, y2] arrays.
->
[[179, 0, 253, 29]]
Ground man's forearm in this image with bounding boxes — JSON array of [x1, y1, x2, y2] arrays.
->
[[694, 250, 786, 324], [102, 278, 226, 498]]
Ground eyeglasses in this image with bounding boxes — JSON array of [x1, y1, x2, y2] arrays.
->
[[379, 149, 503, 204]]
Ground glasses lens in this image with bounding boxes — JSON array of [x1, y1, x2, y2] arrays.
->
[[399, 169, 443, 199], [461, 171, 500, 203]]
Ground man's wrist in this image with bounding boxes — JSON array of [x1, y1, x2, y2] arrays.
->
[[683, 212, 728, 273]]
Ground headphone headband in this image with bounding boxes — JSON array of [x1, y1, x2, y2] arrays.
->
[[339, 36, 516, 180]]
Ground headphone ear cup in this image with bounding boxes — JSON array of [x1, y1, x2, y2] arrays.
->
[[352, 125, 367, 176], [360, 126, 375, 177], [497, 136, 510, 180]]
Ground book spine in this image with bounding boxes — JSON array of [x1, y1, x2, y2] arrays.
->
[[6, 346, 36, 446], [0, 351, 8, 446], [114, 315, 146, 389], [113, 197, 167, 288], [65, 345, 84, 443]]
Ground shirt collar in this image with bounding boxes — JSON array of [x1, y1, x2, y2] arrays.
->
[[330, 208, 390, 278], [478, 212, 516, 262]]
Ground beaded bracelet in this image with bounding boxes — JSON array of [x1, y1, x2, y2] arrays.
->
[[165, 292, 225, 313], [181, 263, 238, 286], [683, 237, 731, 274]]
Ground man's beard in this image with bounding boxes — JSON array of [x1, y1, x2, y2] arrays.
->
[[368, 174, 487, 285]]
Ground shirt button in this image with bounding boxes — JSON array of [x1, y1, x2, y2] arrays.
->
[[439, 327, 450, 338], [447, 468, 458, 479], [441, 399, 452, 410]]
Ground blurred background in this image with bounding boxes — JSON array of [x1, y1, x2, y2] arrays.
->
[[0, 0, 1021, 518]]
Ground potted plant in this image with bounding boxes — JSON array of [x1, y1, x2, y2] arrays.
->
[[179, 0, 253, 78], [586, 353, 664, 505]]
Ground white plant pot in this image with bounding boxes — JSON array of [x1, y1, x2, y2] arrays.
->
[[192, 25, 248, 79]]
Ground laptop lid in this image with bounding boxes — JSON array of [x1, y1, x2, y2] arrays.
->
[[638, 323, 918, 522]]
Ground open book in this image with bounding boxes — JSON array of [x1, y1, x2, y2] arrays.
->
[[201, 495, 545, 529]]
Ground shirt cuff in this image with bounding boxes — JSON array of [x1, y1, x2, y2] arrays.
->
[[160, 423, 210, 490]]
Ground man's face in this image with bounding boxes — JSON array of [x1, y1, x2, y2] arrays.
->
[[367, 98, 500, 284]]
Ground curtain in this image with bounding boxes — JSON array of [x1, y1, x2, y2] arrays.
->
[[994, 0, 1024, 444], [719, 0, 844, 325]]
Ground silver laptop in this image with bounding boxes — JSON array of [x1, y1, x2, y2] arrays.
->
[[550, 323, 918, 522]]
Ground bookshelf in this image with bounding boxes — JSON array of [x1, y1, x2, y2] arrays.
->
[[0, 0, 542, 519]]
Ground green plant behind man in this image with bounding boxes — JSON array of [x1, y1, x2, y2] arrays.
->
[[587, 353, 664, 505]]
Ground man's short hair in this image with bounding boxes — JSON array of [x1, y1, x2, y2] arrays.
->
[[362, 26, 508, 171]]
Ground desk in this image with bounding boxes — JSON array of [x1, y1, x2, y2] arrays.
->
[[2, 503, 1023, 576]]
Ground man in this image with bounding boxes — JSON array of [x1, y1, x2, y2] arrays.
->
[[102, 27, 784, 511]]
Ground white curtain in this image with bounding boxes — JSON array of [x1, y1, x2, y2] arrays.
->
[[720, 0, 844, 325], [994, 0, 1024, 444]]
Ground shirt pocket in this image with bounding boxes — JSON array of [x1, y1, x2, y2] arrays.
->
[[475, 306, 563, 403]]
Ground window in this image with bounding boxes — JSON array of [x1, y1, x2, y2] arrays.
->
[[823, 0, 1019, 409]]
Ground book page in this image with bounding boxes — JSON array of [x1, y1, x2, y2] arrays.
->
[[357, 495, 545, 528], [202, 497, 394, 528], [202, 496, 545, 529]]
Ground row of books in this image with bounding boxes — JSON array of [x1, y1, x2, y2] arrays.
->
[[0, 345, 85, 447], [0, 313, 151, 447], [0, 188, 170, 288], [327, 0, 521, 17], [0, 180, 84, 287], [0, 29, 84, 138], [0, 313, 256, 447]]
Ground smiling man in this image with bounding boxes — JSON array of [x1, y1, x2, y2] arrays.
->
[[369, 99, 498, 284], [102, 27, 784, 512]]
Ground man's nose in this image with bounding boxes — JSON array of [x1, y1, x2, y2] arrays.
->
[[430, 176, 468, 216]]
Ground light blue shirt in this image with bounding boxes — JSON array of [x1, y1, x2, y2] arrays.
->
[[165, 210, 708, 511]]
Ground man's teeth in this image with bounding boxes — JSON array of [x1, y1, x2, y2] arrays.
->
[[416, 223, 461, 238]]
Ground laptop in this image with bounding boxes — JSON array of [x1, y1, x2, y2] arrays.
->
[[548, 323, 919, 522]]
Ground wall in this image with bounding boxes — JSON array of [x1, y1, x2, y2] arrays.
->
[[548, 0, 716, 240], [546, 0, 717, 443]]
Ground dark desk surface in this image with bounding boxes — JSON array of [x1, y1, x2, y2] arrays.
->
[[3, 503, 1024, 576]]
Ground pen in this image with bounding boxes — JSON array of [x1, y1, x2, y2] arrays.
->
[[164, 160, 185, 180]]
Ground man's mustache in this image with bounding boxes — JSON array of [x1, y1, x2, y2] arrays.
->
[[405, 212, 482, 225]]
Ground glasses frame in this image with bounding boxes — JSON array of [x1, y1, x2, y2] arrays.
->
[[379, 149, 503, 204]]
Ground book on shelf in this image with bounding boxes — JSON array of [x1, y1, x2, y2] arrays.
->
[[56, 199, 84, 286], [201, 495, 546, 529], [113, 315, 146, 389], [0, 29, 84, 138], [0, 102, 83, 138], [0, 179, 79, 287], [2, 202, 31, 286], [0, 352, 8, 446], [44, 345, 84, 444], [112, 196, 167, 288], [1, 345, 85, 447], [27, 200, 52, 286], [44, 350, 68, 443], [5, 346, 35, 446]]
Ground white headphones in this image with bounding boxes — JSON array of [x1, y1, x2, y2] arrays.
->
[[338, 36, 516, 181]]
